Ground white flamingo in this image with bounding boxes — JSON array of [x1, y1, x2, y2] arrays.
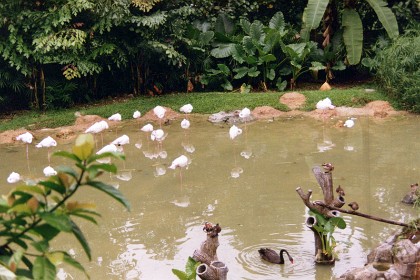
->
[[316, 97, 335, 110], [111, 135, 130, 152], [96, 144, 117, 163], [133, 110, 141, 129], [7, 172, 21, 183], [16, 132, 33, 160], [169, 155, 189, 185], [180, 104, 193, 114], [151, 129, 165, 142], [36, 136, 57, 163], [239, 107, 251, 119], [229, 125, 242, 140], [181, 119, 190, 129], [85, 120, 109, 147], [133, 110, 141, 119], [43, 166, 57, 177], [344, 118, 355, 128], [153, 105, 166, 127], [108, 113, 122, 135]]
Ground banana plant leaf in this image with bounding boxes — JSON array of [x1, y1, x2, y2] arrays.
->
[[365, 0, 399, 39], [342, 9, 363, 65]]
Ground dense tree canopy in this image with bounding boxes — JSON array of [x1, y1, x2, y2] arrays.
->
[[0, 0, 417, 111]]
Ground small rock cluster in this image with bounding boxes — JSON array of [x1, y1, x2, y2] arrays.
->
[[339, 231, 420, 280]]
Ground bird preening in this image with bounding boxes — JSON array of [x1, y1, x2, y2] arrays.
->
[[258, 248, 294, 264], [202, 222, 222, 238]]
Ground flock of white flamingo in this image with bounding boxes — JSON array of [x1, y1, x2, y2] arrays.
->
[[6, 98, 355, 185]]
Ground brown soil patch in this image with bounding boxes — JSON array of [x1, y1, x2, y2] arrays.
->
[[279, 92, 306, 110]]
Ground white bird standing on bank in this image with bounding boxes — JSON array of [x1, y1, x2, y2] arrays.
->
[[344, 118, 355, 128], [7, 172, 21, 184], [133, 111, 141, 119], [181, 119, 190, 129], [36, 136, 57, 163], [180, 104, 193, 114], [316, 97, 335, 110], [153, 105, 166, 128], [16, 132, 34, 160], [239, 107, 251, 119], [229, 125, 242, 140], [43, 166, 57, 177], [108, 113, 122, 122]]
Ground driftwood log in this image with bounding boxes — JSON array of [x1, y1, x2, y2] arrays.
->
[[193, 223, 228, 280]]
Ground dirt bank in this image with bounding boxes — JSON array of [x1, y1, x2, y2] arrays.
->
[[0, 93, 406, 145]]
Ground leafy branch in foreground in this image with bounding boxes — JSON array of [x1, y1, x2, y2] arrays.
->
[[0, 133, 130, 279]]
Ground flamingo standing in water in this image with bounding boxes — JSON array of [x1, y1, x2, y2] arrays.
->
[[111, 135, 130, 153], [43, 166, 57, 177], [181, 119, 190, 129], [133, 110, 141, 129], [108, 113, 122, 135], [85, 120, 109, 147], [36, 136, 57, 163], [229, 125, 242, 140], [316, 97, 335, 122], [180, 104, 193, 120], [16, 132, 33, 160], [96, 144, 118, 164], [169, 155, 189, 186], [7, 172, 21, 184]]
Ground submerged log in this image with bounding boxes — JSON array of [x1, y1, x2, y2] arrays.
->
[[193, 223, 228, 280]]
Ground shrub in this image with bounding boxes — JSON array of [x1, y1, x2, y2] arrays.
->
[[0, 134, 130, 279], [372, 28, 420, 113]]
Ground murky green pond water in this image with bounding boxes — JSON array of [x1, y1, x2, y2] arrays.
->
[[1, 114, 419, 279]]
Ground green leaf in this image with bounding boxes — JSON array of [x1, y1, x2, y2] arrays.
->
[[199, 31, 214, 46], [260, 54, 276, 63], [276, 79, 287, 91], [239, 18, 251, 35], [302, 0, 329, 38], [247, 67, 260, 77], [185, 257, 199, 278], [38, 181, 66, 195], [331, 217, 347, 229], [221, 81, 233, 91], [172, 269, 188, 280], [62, 253, 89, 278], [53, 151, 80, 162], [71, 220, 91, 261], [31, 224, 60, 241], [217, 64, 231, 76], [210, 44, 235, 58], [365, 0, 399, 39], [85, 181, 131, 211], [233, 67, 249, 79], [342, 9, 363, 65], [31, 240, 49, 253], [266, 69, 275, 80], [269, 12, 285, 35], [87, 163, 117, 174], [215, 13, 234, 34], [56, 166, 79, 180], [250, 21, 264, 43], [33, 256, 56, 280], [40, 213, 73, 232]]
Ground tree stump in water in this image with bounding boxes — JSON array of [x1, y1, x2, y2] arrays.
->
[[193, 223, 228, 280], [296, 163, 347, 264]]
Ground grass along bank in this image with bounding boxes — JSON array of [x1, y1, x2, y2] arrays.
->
[[0, 86, 391, 132]]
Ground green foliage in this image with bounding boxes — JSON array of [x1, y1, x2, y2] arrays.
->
[[172, 257, 200, 280], [0, 134, 130, 279], [301, 0, 399, 65], [371, 29, 420, 113], [309, 210, 346, 259]]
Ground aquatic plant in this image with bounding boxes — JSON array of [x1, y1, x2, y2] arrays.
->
[[172, 256, 200, 280], [0, 133, 130, 279]]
